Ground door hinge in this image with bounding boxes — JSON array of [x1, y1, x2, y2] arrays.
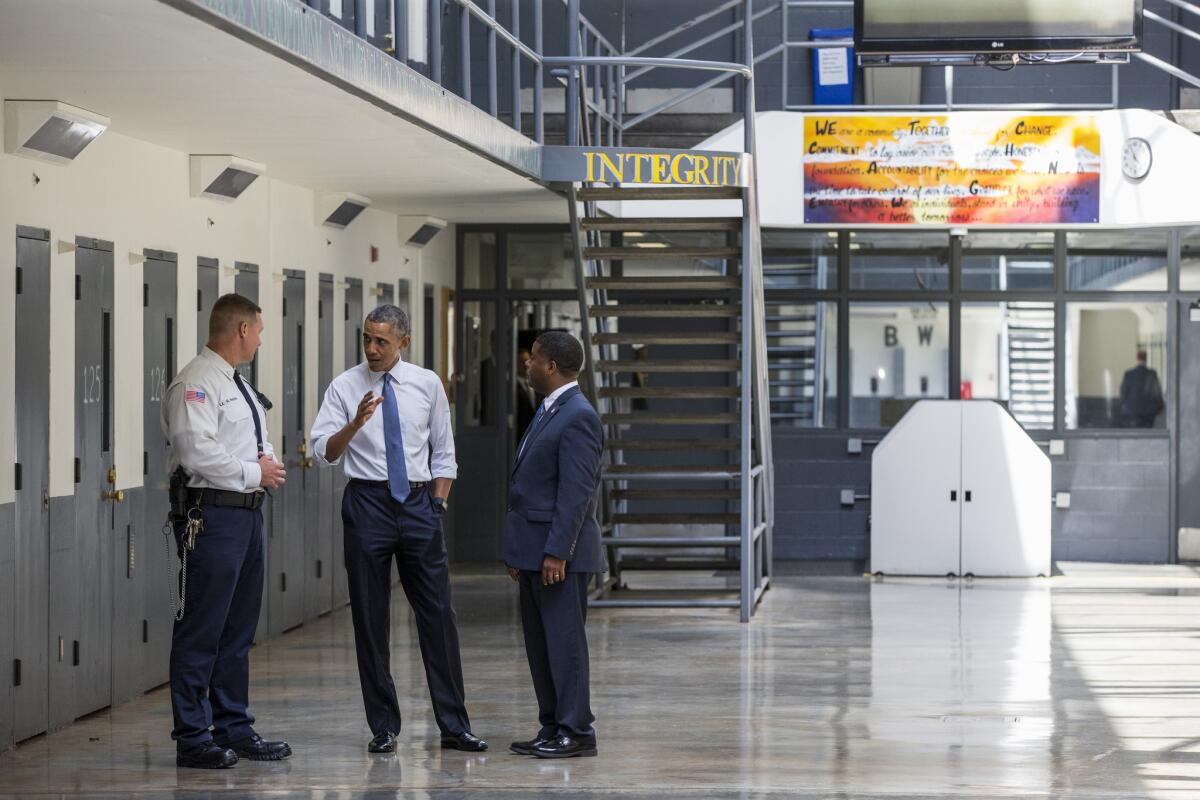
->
[[143, 283, 149, 308], [282, 297, 287, 317], [281, 572, 287, 592], [15, 266, 22, 295], [14, 462, 21, 491], [142, 619, 148, 644], [144, 451, 149, 476], [74, 458, 81, 484], [75, 274, 82, 301], [318, 299, 323, 319], [13, 658, 21, 687], [344, 302, 349, 321], [197, 289, 203, 312], [316, 559, 323, 579], [72, 640, 80, 667]]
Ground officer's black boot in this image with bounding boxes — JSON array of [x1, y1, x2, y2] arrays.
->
[[176, 741, 239, 769]]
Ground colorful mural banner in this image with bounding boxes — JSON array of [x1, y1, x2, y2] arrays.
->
[[803, 114, 1101, 225]]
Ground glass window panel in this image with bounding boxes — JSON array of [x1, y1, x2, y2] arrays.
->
[[1065, 302, 1167, 429], [507, 232, 575, 290], [850, 231, 950, 291], [961, 231, 1055, 292], [768, 302, 838, 428], [396, 279, 410, 320], [762, 230, 838, 290], [1067, 229, 1168, 291], [850, 302, 950, 428], [462, 232, 497, 290], [460, 300, 498, 428], [1180, 226, 1200, 291], [961, 302, 1056, 430]]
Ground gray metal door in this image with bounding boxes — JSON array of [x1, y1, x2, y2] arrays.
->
[[333, 279, 364, 608], [197, 256, 219, 351], [73, 237, 116, 719], [13, 226, 50, 741], [234, 264, 270, 639], [377, 281, 393, 306], [306, 275, 335, 618], [271, 271, 306, 633], [142, 251, 177, 690], [1177, 300, 1198, 560]]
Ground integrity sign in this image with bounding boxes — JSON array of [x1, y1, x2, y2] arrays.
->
[[542, 146, 750, 187]]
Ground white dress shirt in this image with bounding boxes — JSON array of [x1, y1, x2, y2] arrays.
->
[[311, 356, 458, 483], [517, 380, 579, 460], [162, 347, 275, 492]]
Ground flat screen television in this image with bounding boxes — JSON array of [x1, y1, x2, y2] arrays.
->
[[855, 0, 1143, 56]]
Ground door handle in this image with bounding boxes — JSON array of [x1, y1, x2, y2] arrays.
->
[[103, 489, 126, 503], [964, 491, 972, 503], [950, 490, 957, 502]]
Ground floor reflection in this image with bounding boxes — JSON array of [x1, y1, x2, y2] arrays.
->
[[1, 568, 1199, 798]]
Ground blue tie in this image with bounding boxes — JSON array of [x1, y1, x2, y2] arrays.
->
[[381, 375, 409, 503], [518, 402, 548, 461]]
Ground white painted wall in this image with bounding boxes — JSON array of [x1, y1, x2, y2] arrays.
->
[[0, 124, 456, 501], [615, 109, 1200, 228]]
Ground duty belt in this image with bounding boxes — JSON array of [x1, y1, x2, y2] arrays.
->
[[348, 478, 429, 491], [185, 488, 266, 510]]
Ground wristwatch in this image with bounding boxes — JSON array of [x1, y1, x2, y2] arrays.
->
[[431, 496, 448, 514]]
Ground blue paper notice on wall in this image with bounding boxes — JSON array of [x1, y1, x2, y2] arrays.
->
[[810, 27, 855, 106]]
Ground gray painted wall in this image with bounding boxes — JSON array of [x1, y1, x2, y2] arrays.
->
[[772, 431, 1172, 565]]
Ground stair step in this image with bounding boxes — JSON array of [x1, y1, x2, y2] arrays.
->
[[599, 387, 739, 399], [598, 359, 740, 373], [581, 217, 741, 232], [594, 332, 740, 346], [605, 464, 740, 478], [607, 439, 739, 451], [613, 514, 740, 526], [612, 488, 740, 500], [578, 186, 743, 201], [589, 304, 739, 318], [603, 536, 741, 547], [586, 276, 740, 291], [603, 412, 739, 425], [606, 558, 740, 572], [585, 246, 741, 261]]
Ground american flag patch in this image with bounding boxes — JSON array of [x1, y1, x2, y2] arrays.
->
[[185, 389, 207, 404]]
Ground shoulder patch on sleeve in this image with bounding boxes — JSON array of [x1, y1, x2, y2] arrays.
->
[[185, 387, 207, 404]]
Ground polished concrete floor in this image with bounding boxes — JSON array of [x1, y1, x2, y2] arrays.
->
[[2, 564, 1200, 799]]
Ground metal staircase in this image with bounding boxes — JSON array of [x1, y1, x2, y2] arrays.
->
[[1005, 303, 1055, 430]]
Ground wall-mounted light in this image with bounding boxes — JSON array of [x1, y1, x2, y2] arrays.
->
[[398, 215, 447, 248], [318, 192, 371, 229], [190, 155, 265, 201], [5, 100, 108, 164]]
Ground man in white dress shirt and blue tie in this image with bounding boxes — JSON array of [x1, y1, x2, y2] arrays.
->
[[310, 304, 486, 755]]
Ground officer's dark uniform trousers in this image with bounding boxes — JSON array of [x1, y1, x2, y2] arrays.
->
[[170, 505, 264, 746], [343, 481, 470, 737]]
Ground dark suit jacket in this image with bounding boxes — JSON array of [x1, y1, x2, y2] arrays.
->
[[503, 386, 605, 574]]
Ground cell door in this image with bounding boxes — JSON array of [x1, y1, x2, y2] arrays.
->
[[197, 256, 219, 351], [234, 263, 270, 638], [142, 250, 177, 690], [332, 279, 364, 608], [377, 281, 394, 306], [1177, 299, 1200, 561], [73, 237, 116, 719], [13, 226, 51, 741], [271, 271, 306, 634], [306, 274, 335, 618]]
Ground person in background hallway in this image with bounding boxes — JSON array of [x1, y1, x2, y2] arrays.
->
[[162, 293, 291, 769], [1120, 350, 1165, 428], [505, 332, 604, 759], [515, 345, 537, 440], [310, 304, 487, 755]]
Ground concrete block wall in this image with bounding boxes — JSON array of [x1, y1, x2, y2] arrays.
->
[[772, 431, 1173, 565]]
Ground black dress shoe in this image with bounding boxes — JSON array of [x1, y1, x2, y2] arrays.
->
[[224, 734, 292, 761], [532, 735, 597, 759], [369, 731, 399, 753], [441, 731, 488, 752], [176, 741, 239, 769], [509, 736, 553, 755]]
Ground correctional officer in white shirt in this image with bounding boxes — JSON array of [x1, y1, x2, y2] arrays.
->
[[162, 293, 290, 769], [310, 304, 486, 755]]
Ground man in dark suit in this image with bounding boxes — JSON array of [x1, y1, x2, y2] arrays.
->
[[1120, 350, 1165, 428], [503, 331, 604, 760]]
